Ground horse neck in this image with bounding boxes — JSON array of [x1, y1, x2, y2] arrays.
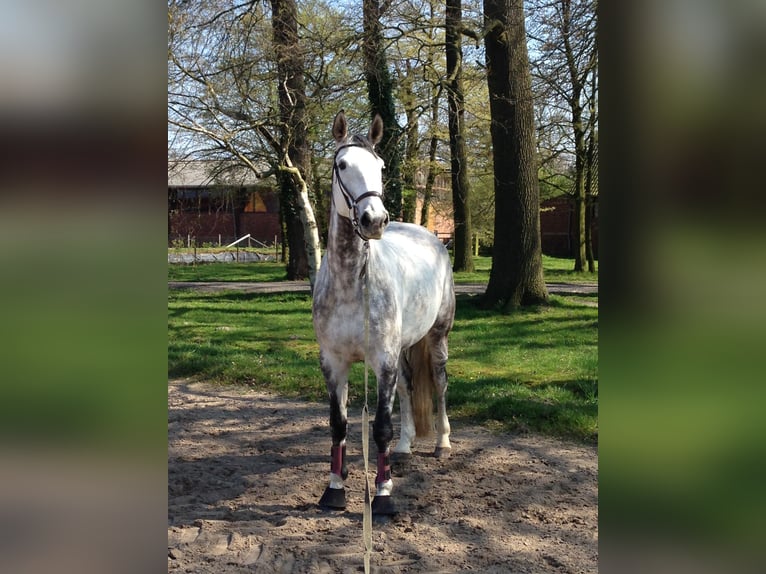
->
[[325, 204, 368, 283]]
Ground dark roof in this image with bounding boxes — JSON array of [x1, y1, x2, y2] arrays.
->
[[168, 160, 272, 187]]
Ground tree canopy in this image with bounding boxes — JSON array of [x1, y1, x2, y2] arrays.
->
[[168, 0, 598, 300]]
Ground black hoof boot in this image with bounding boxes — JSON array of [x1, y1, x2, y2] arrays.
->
[[319, 487, 346, 510], [371, 495, 397, 516], [434, 446, 451, 459], [390, 451, 412, 464], [390, 452, 411, 474]]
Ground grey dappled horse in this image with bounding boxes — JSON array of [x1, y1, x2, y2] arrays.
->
[[312, 111, 456, 515]]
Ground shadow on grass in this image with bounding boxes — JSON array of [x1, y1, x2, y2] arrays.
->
[[169, 289, 598, 443], [448, 376, 598, 444]]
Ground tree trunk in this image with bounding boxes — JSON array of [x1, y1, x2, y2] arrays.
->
[[585, 47, 598, 273], [482, 0, 548, 309], [272, 0, 320, 281], [401, 63, 419, 223], [570, 91, 588, 272], [363, 0, 403, 219], [309, 143, 328, 247], [420, 89, 441, 229], [281, 160, 322, 288], [585, 195, 595, 272], [446, 0, 474, 272], [561, 0, 588, 272], [585, 128, 596, 272]]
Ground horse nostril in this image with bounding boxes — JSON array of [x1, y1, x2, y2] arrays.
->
[[383, 213, 390, 226], [361, 212, 372, 228]]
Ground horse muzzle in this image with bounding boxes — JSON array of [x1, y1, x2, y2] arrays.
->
[[358, 206, 389, 240]]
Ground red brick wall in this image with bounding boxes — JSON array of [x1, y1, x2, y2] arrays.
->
[[169, 211, 282, 246], [238, 212, 281, 244], [539, 197, 598, 258]]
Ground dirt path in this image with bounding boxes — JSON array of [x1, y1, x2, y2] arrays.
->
[[168, 379, 598, 573]]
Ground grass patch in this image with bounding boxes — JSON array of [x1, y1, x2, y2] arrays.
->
[[168, 288, 598, 443], [453, 254, 597, 284], [168, 261, 290, 283], [447, 295, 598, 442], [542, 255, 599, 283], [168, 254, 596, 285]]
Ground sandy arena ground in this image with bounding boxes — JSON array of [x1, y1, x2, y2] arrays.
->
[[168, 379, 597, 573]]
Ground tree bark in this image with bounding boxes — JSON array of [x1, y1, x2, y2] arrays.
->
[[446, 0, 474, 272], [585, 45, 598, 273], [272, 0, 319, 281], [585, 129, 596, 272], [281, 160, 322, 288], [363, 0, 403, 219], [482, 0, 548, 309]]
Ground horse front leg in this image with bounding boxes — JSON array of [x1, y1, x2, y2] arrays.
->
[[318, 353, 349, 510], [371, 361, 398, 516], [392, 349, 415, 461]]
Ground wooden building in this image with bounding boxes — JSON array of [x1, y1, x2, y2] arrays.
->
[[168, 160, 281, 246], [168, 160, 456, 247]]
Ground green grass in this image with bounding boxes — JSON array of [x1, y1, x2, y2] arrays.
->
[[168, 261, 290, 283], [448, 295, 597, 442], [453, 254, 598, 284], [168, 254, 597, 285], [168, 288, 598, 443]]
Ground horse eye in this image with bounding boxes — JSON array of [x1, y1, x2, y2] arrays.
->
[[338, 160, 347, 170]]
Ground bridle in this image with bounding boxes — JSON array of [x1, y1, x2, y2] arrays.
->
[[332, 142, 385, 240]]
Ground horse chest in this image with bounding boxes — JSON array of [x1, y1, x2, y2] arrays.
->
[[314, 299, 365, 347]]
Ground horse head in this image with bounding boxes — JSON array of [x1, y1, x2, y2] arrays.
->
[[331, 110, 389, 240]]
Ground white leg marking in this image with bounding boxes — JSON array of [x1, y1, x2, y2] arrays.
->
[[328, 438, 346, 489], [375, 479, 393, 497], [436, 387, 451, 450], [394, 381, 415, 454], [329, 473, 344, 490]]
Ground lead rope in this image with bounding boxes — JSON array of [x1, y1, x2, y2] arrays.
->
[[361, 244, 372, 574]]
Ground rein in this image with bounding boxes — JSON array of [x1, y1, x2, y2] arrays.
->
[[332, 143, 384, 241]]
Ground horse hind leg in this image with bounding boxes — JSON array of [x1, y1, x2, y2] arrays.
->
[[371, 361, 399, 516], [401, 334, 451, 459], [429, 332, 452, 459]]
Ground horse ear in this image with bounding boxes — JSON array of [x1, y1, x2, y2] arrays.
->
[[368, 114, 383, 146], [332, 110, 347, 143]]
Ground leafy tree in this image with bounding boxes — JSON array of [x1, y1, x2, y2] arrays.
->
[[528, 0, 598, 271], [272, 0, 321, 282], [363, 0, 403, 218], [168, 0, 597, 287], [168, 0, 320, 282]]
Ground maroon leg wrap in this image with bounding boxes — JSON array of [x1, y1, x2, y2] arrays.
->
[[331, 444, 345, 476], [375, 451, 391, 484]]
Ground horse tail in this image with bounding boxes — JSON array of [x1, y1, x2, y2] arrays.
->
[[410, 337, 435, 438]]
